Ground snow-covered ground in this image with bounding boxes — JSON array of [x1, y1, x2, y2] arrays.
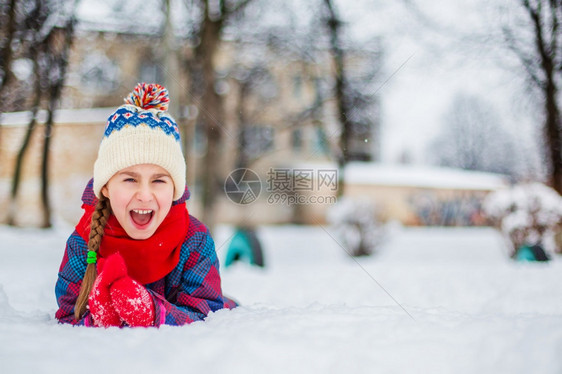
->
[[1, 223, 561, 373]]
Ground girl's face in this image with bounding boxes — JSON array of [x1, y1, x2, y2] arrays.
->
[[101, 164, 175, 240]]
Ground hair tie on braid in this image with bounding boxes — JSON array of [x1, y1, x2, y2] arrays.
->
[[74, 195, 111, 320], [86, 251, 97, 264]]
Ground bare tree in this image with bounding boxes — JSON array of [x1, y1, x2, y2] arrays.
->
[[429, 92, 521, 179], [320, 0, 382, 196], [226, 0, 382, 197], [186, 0, 253, 230], [230, 64, 273, 169], [0, 0, 22, 151], [7, 0, 50, 226], [40, 18, 77, 227], [503, 0, 562, 193], [8, 47, 41, 226], [0, 0, 18, 107], [6, 0, 77, 227], [322, 0, 352, 197]]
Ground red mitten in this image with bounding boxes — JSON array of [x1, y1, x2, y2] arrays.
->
[[98, 253, 128, 285], [88, 254, 127, 328], [110, 277, 155, 327]]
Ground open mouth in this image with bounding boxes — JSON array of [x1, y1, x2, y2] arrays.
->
[[130, 209, 154, 227]]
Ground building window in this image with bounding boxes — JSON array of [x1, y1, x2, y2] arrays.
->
[[312, 126, 329, 155], [293, 74, 302, 98], [242, 125, 275, 158], [292, 128, 303, 152], [139, 60, 163, 85], [79, 52, 120, 93], [256, 70, 278, 100]]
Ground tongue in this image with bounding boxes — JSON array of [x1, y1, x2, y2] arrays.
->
[[131, 211, 151, 226]]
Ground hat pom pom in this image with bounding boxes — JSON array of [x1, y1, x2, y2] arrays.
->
[[124, 83, 170, 112]]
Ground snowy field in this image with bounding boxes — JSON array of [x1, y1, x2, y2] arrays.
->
[[1, 223, 561, 374]]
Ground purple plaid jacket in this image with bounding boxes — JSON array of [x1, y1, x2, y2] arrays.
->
[[55, 180, 236, 327]]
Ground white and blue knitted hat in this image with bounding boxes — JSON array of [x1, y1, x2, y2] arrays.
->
[[93, 83, 186, 201]]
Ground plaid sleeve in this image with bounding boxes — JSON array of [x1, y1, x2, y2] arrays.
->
[[54, 231, 94, 326], [151, 230, 230, 326]]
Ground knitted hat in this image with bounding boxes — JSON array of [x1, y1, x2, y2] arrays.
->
[[93, 83, 186, 201]]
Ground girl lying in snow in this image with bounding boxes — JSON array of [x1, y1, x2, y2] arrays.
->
[[55, 83, 236, 327]]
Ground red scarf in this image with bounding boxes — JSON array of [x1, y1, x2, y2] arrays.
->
[[76, 203, 189, 285]]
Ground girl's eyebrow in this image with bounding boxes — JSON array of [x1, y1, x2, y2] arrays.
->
[[119, 171, 139, 178], [118, 171, 170, 179], [152, 173, 171, 179]]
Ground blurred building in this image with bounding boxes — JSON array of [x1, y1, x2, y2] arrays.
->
[[0, 22, 509, 228], [0, 24, 382, 226], [342, 163, 508, 226], [0, 103, 507, 226]]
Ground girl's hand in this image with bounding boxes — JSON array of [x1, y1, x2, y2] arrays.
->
[[88, 254, 127, 327], [89, 252, 155, 327], [97, 253, 128, 285], [110, 276, 155, 327]]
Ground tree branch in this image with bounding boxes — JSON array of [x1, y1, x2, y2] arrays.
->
[[516, 0, 552, 88], [525, 0, 553, 71], [504, 27, 544, 88], [549, 0, 559, 59], [0, 0, 18, 102], [224, 0, 253, 17]]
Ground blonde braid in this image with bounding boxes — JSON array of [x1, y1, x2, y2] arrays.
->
[[74, 196, 111, 321]]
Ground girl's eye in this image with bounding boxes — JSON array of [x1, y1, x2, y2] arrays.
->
[[153, 179, 166, 184], [124, 178, 136, 183]]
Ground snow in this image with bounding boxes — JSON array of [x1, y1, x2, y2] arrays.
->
[[344, 162, 508, 190], [1, 223, 561, 373], [290, 161, 508, 191], [327, 196, 384, 256], [484, 183, 562, 226], [483, 182, 562, 254], [10, 58, 34, 81]]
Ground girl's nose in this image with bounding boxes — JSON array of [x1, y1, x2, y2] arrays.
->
[[135, 183, 153, 202]]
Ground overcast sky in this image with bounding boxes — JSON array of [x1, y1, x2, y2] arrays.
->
[[338, 0, 539, 164], [76, 0, 540, 167]]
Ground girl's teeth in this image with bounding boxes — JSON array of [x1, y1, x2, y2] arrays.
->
[[132, 209, 153, 215]]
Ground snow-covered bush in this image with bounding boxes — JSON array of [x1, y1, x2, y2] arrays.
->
[[483, 183, 562, 257], [326, 197, 384, 257]]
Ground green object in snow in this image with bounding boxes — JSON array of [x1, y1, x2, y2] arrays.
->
[[515, 244, 550, 262], [516, 245, 536, 261], [224, 228, 264, 267]]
